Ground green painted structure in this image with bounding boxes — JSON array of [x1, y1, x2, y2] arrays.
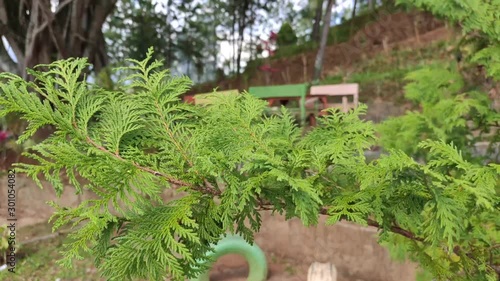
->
[[190, 234, 268, 281], [248, 83, 309, 125]]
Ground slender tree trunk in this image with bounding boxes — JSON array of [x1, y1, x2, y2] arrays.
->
[[313, 0, 335, 82], [368, 0, 375, 10], [235, 0, 250, 89], [249, 11, 254, 61], [349, 0, 358, 37], [352, 0, 358, 18], [236, 34, 243, 76], [311, 0, 324, 43], [210, 0, 218, 81], [166, 0, 173, 68], [231, 5, 236, 74]]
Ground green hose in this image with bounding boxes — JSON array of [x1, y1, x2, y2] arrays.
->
[[190, 234, 268, 281]]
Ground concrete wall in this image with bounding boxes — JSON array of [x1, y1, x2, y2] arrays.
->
[[255, 211, 417, 281]]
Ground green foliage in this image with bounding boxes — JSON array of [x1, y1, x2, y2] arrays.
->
[[272, 41, 317, 59], [0, 225, 9, 263], [277, 22, 298, 48], [396, 0, 500, 81], [376, 1, 500, 279], [379, 0, 500, 161], [377, 67, 495, 160], [0, 47, 498, 280]]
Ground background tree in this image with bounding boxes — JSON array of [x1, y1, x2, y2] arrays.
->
[[127, 0, 173, 65], [313, 0, 335, 81], [105, 0, 175, 67], [311, 0, 325, 43], [276, 22, 298, 48], [0, 0, 117, 78]]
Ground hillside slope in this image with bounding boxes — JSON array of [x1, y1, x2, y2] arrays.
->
[[189, 10, 451, 97]]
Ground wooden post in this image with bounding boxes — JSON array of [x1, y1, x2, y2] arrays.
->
[[413, 15, 421, 46], [382, 36, 389, 54], [342, 96, 349, 113], [307, 262, 337, 281]]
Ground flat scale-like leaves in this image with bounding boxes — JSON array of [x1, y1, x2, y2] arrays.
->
[[0, 46, 498, 281]]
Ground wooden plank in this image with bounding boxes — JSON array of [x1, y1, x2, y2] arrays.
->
[[310, 84, 359, 96], [310, 83, 359, 112]]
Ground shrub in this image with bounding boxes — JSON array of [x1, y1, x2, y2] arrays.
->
[[0, 0, 498, 280], [277, 22, 298, 48]]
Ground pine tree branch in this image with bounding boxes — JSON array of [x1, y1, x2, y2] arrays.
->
[[72, 114, 189, 188], [69, 116, 210, 191]]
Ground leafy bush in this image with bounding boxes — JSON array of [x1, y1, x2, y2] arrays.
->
[[379, 0, 500, 162], [377, 66, 496, 161], [277, 22, 298, 48], [0, 1, 498, 280], [376, 2, 500, 278], [272, 41, 317, 59]]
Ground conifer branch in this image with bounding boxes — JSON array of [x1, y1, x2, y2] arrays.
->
[[84, 133, 221, 194], [364, 218, 424, 242], [72, 119, 189, 187], [0, 43, 497, 280], [257, 204, 424, 242], [152, 99, 221, 196]]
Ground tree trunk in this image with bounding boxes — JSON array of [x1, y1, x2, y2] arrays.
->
[[351, 0, 358, 18], [235, 0, 250, 89], [369, 0, 375, 10], [313, 0, 335, 82], [231, 5, 236, 75], [0, 0, 117, 78], [349, 0, 358, 37], [311, 0, 324, 43], [236, 33, 243, 82]]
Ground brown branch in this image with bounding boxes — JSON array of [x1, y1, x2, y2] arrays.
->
[[257, 204, 424, 242], [366, 218, 424, 242], [23, 0, 75, 76], [31, 0, 75, 34], [37, 0, 68, 59], [80, 125, 220, 195], [84, 135, 189, 187]]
